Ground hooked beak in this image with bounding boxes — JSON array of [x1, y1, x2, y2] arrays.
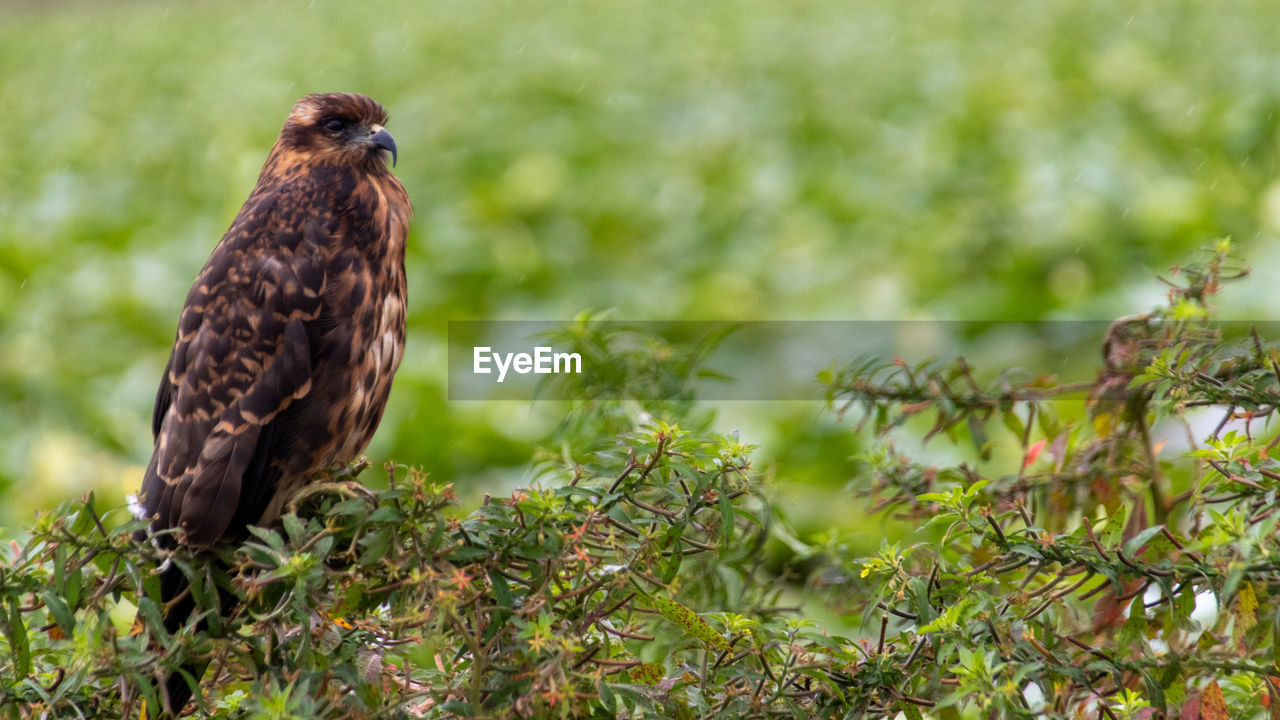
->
[[368, 124, 398, 167]]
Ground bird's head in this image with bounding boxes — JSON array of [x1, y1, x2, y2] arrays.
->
[[278, 92, 399, 169]]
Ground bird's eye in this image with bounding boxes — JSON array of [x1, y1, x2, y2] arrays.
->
[[323, 117, 347, 133]]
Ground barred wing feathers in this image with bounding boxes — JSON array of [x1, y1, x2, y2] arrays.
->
[[142, 204, 327, 549]]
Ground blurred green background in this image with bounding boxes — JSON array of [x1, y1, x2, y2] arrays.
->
[[3, 0, 1280, 545]]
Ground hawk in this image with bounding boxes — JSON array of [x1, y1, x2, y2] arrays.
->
[[137, 92, 411, 714]]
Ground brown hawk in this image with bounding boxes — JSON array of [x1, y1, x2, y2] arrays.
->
[[137, 92, 411, 714]]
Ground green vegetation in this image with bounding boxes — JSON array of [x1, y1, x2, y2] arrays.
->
[[3, 0, 1280, 529], [7, 245, 1280, 718]]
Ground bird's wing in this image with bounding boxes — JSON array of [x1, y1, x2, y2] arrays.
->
[[143, 215, 326, 548]]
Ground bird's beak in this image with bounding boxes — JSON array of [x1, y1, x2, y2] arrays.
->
[[368, 124, 398, 167]]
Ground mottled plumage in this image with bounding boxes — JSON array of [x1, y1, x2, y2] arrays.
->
[[141, 92, 411, 549], [137, 93, 410, 716]]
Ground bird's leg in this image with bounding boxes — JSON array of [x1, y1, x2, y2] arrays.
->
[[161, 583, 194, 617], [286, 462, 377, 516]]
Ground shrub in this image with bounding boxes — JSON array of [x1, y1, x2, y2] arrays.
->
[[3, 242, 1278, 718]]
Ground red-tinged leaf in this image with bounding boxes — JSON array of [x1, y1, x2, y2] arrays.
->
[[900, 401, 932, 416], [1022, 438, 1047, 469], [1049, 432, 1068, 470], [1232, 582, 1258, 656], [1091, 474, 1114, 504], [1180, 693, 1199, 720], [650, 596, 730, 651], [1201, 681, 1228, 720], [631, 662, 664, 685], [1266, 676, 1280, 719]]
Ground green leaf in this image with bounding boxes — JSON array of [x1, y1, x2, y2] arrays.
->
[[327, 498, 369, 518], [6, 599, 29, 681], [916, 492, 951, 504], [1175, 583, 1197, 627], [966, 414, 990, 459], [718, 487, 734, 542], [1122, 524, 1165, 557], [912, 577, 936, 626], [1037, 407, 1061, 440], [1007, 544, 1044, 559], [53, 544, 66, 595], [65, 565, 83, 609], [1001, 410, 1025, 441], [358, 529, 392, 564], [597, 679, 617, 713], [1137, 668, 1166, 710], [282, 513, 307, 545], [489, 569, 515, 608], [70, 495, 96, 535], [1117, 595, 1148, 656], [41, 590, 74, 636], [448, 546, 490, 563], [247, 525, 286, 552], [650, 596, 730, 651], [366, 505, 408, 524]]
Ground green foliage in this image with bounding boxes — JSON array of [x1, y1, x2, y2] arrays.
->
[[10, 245, 1280, 717], [1, 423, 854, 718], [815, 242, 1280, 716], [4, 0, 1280, 528]]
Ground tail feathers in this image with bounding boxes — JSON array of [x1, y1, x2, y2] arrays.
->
[[146, 557, 238, 717]]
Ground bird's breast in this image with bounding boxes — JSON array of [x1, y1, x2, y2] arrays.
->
[[315, 246, 406, 463]]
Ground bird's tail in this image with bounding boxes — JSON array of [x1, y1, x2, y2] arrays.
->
[[142, 555, 238, 718]]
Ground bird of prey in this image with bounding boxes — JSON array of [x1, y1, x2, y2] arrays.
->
[[136, 92, 411, 715]]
